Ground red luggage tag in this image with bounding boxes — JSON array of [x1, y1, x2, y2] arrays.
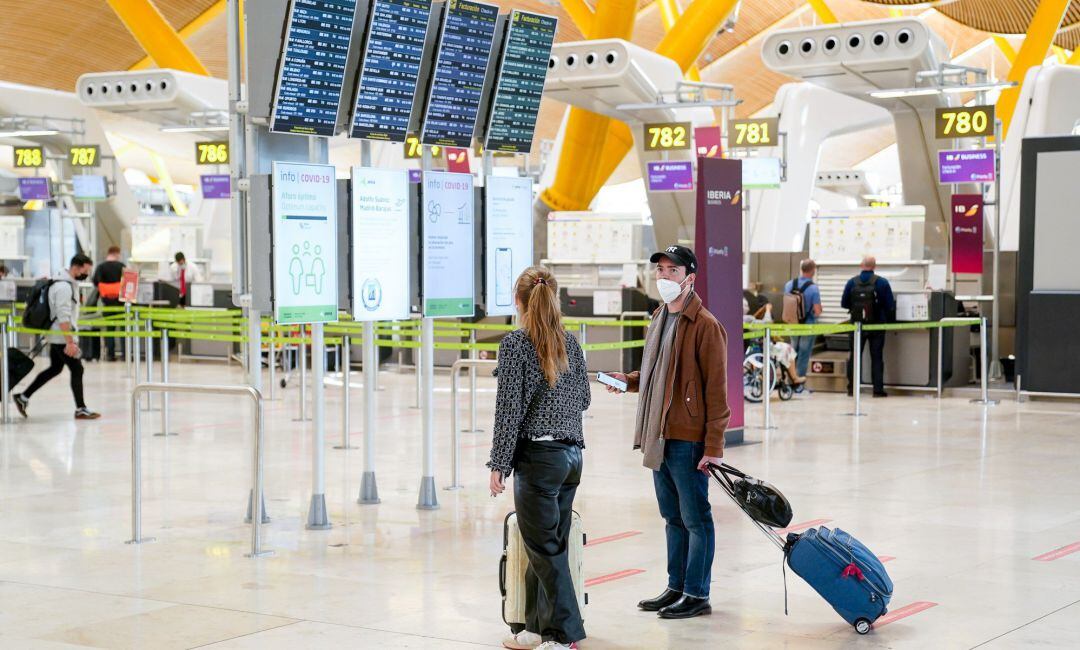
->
[[841, 563, 865, 581]]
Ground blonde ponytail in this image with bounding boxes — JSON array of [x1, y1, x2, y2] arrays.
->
[[516, 266, 568, 386]]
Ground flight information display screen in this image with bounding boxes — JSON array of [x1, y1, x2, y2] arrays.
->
[[270, 0, 358, 137], [420, 0, 498, 148], [349, 0, 433, 142], [484, 10, 557, 153]]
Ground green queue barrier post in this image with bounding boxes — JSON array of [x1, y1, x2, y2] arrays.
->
[[971, 316, 998, 406], [1, 321, 9, 425], [334, 334, 355, 450], [154, 329, 177, 437]]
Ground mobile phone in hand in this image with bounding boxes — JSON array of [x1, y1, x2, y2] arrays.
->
[[596, 371, 627, 392]]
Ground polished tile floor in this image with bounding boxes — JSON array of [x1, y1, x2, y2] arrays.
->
[[1, 356, 1079, 649]]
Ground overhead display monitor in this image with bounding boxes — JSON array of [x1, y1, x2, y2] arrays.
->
[[270, 0, 358, 137], [484, 175, 533, 316], [483, 10, 557, 154], [349, 0, 434, 142], [351, 167, 412, 320], [72, 175, 108, 201], [741, 157, 782, 189], [422, 171, 475, 317], [420, 0, 499, 148], [271, 161, 339, 324]]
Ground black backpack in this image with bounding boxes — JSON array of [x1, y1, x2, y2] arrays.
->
[[23, 279, 57, 330], [848, 275, 879, 324]]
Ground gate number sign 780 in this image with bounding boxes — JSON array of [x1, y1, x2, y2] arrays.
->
[[935, 106, 994, 139]]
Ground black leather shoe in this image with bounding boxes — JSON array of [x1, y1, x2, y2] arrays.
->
[[873, 391, 888, 398], [658, 595, 712, 619], [638, 588, 682, 612]]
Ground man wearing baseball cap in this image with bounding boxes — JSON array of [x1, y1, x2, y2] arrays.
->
[[604, 245, 730, 620]]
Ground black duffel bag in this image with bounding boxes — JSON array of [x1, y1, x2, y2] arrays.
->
[[711, 463, 793, 529]]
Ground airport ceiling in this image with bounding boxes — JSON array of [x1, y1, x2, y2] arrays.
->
[[0, 0, 1068, 170]]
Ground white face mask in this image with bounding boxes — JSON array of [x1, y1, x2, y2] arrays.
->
[[657, 278, 688, 304]]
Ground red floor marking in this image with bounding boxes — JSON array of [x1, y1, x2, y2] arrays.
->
[[874, 601, 938, 627], [584, 531, 642, 547], [1033, 541, 1080, 562], [584, 569, 645, 588], [877, 556, 896, 563], [776, 518, 832, 535]]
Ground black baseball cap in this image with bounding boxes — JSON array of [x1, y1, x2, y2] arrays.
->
[[650, 245, 697, 274]]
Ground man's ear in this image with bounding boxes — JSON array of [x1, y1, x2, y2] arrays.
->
[[685, 272, 697, 286]]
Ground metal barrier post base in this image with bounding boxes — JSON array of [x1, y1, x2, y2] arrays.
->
[[444, 483, 463, 491], [333, 444, 357, 450], [124, 537, 156, 545], [244, 550, 275, 558], [244, 489, 271, 524], [152, 431, 178, 437], [970, 398, 1000, 406], [417, 476, 439, 510], [305, 493, 332, 530], [358, 471, 380, 504]]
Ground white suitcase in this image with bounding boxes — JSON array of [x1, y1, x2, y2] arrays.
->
[[500, 511, 587, 632]]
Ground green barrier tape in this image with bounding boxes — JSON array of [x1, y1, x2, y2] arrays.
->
[[168, 331, 248, 344], [76, 319, 140, 328], [377, 339, 420, 349], [743, 331, 766, 340], [433, 341, 501, 352], [581, 340, 646, 351], [11, 327, 159, 339], [563, 318, 652, 327], [862, 319, 980, 332]]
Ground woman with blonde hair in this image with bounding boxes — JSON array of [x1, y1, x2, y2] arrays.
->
[[488, 266, 590, 650]]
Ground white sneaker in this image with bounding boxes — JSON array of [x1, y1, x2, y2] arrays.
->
[[503, 630, 542, 649], [536, 643, 576, 650]]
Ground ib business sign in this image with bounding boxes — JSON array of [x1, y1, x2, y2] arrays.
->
[[938, 149, 995, 184], [646, 161, 694, 191]]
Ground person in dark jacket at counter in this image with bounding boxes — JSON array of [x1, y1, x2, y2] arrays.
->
[[841, 255, 896, 397]]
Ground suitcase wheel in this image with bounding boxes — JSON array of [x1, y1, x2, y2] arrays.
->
[[854, 618, 872, 635]]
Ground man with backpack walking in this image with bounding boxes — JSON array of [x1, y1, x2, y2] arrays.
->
[[841, 256, 895, 398], [14, 254, 101, 420], [782, 259, 823, 380]]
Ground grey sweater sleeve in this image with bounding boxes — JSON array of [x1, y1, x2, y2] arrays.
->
[[49, 281, 74, 327]]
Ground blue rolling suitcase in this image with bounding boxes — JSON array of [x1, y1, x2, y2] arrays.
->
[[708, 464, 893, 635], [785, 526, 893, 634]]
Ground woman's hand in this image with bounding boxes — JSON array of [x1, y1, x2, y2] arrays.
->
[[605, 372, 627, 394], [490, 470, 505, 497]]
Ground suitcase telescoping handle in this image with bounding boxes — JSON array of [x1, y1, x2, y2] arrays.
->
[[706, 463, 786, 553], [499, 554, 507, 597]]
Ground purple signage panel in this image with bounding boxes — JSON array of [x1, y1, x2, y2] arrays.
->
[[646, 161, 694, 191], [694, 157, 744, 439], [408, 169, 422, 184], [17, 177, 50, 201], [200, 174, 231, 199], [938, 149, 995, 184], [951, 194, 983, 274]]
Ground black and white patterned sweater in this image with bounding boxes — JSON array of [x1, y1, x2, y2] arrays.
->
[[486, 329, 591, 477]]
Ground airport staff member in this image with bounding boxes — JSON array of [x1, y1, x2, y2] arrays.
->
[[841, 255, 895, 397], [14, 254, 101, 420], [784, 258, 823, 379], [168, 252, 201, 307], [91, 246, 126, 361], [605, 245, 730, 621]]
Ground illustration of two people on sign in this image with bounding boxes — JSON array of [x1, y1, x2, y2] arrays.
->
[[288, 240, 326, 296]]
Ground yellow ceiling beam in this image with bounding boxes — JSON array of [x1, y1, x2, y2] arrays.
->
[[1069, 47, 1080, 65], [993, 35, 1018, 64], [888, 8, 902, 18], [657, 0, 703, 81], [559, 0, 595, 35], [1051, 45, 1069, 63], [998, 0, 1072, 137], [130, 0, 227, 70], [538, 0, 637, 212], [807, 0, 838, 24], [108, 0, 210, 75], [656, 0, 743, 70]]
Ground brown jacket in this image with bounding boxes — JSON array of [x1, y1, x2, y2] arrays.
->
[[626, 292, 731, 458]]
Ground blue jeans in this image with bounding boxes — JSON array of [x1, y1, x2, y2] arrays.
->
[[792, 334, 816, 378], [653, 440, 715, 599]]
